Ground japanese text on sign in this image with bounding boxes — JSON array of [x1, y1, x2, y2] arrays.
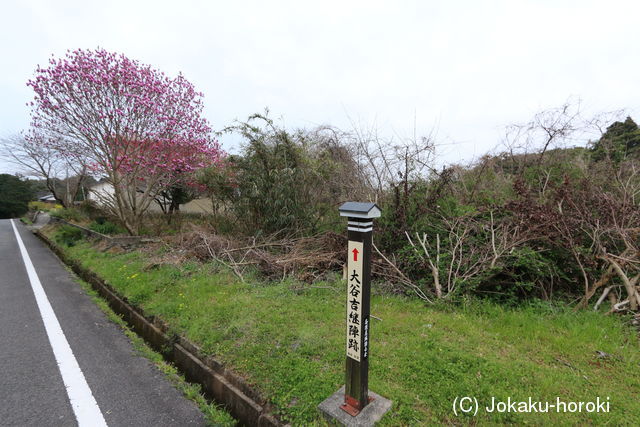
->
[[346, 240, 363, 361]]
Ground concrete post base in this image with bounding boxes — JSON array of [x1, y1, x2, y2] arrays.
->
[[318, 386, 392, 426]]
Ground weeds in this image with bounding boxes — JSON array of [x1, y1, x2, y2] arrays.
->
[[50, 231, 640, 425]]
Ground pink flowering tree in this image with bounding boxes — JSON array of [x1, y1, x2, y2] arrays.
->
[[27, 48, 223, 234]]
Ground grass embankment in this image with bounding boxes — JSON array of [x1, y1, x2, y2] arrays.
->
[[46, 227, 640, 425], [74, 276, 236, 426]]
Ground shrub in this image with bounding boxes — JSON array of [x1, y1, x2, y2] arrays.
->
[[28, 201, 62, 212], [88, 219, 126, 235], [50, 207, 85, 222], [77, 200, 106, 220], [223, 113, 363, 235], [54, 224, 84, 247], [0, 174, 34, 218]]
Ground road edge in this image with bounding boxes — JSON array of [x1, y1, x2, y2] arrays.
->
[[34, 228, 283, 427]]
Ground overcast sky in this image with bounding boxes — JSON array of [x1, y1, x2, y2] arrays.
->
[[1, 0, 639, 174]]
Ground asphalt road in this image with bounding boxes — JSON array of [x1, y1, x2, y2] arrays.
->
[[0, 219, 208, 427]]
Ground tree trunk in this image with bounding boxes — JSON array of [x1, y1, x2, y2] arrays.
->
[[167, 198, 180, 225], [608, 258, 640, 310]]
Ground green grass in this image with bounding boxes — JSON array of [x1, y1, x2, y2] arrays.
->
[[88, 219, 127, 235], [50, 230, 640, 425], [70, 269, 235, 426]]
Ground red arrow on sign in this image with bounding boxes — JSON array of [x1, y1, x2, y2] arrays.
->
[[352, 248, 359, 262]]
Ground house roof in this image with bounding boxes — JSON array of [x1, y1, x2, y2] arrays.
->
[[38, 194, 57, 202]]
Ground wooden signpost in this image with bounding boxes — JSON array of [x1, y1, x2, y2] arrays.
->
[[339, 202, 380, 416], [318, 202, 391, 425]]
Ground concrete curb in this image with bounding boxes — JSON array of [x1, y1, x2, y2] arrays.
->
[[35, 229, 284, 427]]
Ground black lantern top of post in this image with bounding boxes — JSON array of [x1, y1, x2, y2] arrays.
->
[[338, 202, 381, 219]]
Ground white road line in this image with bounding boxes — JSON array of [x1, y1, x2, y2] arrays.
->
[[10, 220, 108, 427]]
